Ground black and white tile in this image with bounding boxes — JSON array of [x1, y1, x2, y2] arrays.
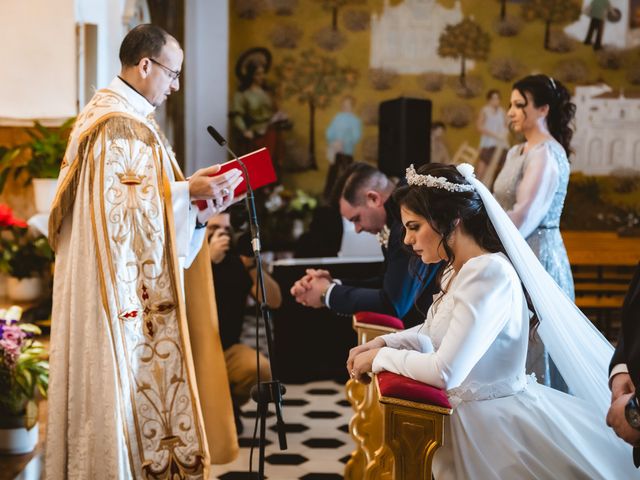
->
[[210, 380, 353, 480]]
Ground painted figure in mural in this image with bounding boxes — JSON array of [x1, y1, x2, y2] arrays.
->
[[430, 121, 451, 165], [45, 24, 242, 478], [583, 0, 612, 50], [493, 74, 575, 391], [325, 95, 362, 164], [475, 89, 509, 182], [347, 162, 639, 480], [230, 47, 289, 170]]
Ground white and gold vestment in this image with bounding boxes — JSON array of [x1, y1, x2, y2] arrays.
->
[[45, 78, 238, 479]]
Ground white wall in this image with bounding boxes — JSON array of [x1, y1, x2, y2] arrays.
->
[[75, 0, 127, 91], [0, 0, 77, 123], [0, 0, 126, 124], [184, 0, 229, 175]]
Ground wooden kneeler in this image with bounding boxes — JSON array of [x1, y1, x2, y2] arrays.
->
[[365, 372, 452, 480], [344, 312, 404, 480]]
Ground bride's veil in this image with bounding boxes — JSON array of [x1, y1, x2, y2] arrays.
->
[[455, 163, 614, 417]]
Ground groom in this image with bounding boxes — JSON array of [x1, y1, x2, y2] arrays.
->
[[607, 262, 640, 465]]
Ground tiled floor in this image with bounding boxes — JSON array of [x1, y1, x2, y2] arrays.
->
[[210, 380, 353, 480], [210, 312, 354, 479]]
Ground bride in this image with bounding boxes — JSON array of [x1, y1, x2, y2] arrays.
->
[[347, 163, 639, 479]]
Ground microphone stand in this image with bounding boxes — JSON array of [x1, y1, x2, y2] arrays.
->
[[207, 127, 287, 480]]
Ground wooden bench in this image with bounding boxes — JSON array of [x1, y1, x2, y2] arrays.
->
[[563, 231, 639, 339]]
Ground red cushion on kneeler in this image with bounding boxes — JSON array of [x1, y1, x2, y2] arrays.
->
[[377, 371, 451, 409], [353, 311, 404, 330]]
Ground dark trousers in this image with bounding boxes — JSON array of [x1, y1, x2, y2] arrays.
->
[[584, 18, 604, 49]]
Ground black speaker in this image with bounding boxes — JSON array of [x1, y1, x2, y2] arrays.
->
[[378, 97, 431, 178]]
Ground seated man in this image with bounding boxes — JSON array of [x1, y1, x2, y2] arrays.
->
[[208, 213, 282, 433], [290, 162, 441, 327]]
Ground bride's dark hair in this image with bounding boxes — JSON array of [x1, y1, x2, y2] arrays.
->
[[394, 163, 505, 292], [394, 163, 538, 329]]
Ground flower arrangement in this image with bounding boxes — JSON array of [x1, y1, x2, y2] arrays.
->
[[0, 306, 48, 429], [0, 204, 53, 280], [258, 186, 318, 250]]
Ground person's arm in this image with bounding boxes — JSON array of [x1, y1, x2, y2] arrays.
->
[[476, 107, 488, 135], [372, 255, 514, 389], [379, 323, 434, 352], [169, 180, 199, 266], [243, 256, 282, 309], [174, 167, 242, 268], [506, 143, 560, 238], [328, 221, 434, 317]]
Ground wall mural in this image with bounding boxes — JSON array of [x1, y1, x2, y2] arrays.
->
[[229, 0, 640, 233]]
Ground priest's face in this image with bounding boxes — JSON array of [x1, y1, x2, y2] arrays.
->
[[143, 39, 183, 107]]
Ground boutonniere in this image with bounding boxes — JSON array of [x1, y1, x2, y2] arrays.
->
[[377, 225, 390, 249]]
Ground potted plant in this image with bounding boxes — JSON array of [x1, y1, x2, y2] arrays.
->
[[0, 118, 75, 212], [0, 204, 53, 301], [0, 305, 48, 454]]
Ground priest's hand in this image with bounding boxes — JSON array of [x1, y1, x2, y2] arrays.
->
[[188, 165, 242, 202], [607, 393, 640, 446]]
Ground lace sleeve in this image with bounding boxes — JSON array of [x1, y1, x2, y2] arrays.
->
[[507, 143, 559, 238], [372, 255, 515, 389]]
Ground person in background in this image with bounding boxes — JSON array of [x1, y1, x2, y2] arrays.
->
[[430, 121, 451, 165], [326, 95, 363, 164], [290, 162, 441, 327], [475, 89, 509, 182], [493, 74, 576, 391], [584, 0, 612, 50], [607, 263, 640, 467], [208, 213, 281, 434]]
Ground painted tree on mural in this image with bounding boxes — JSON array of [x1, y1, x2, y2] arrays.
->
[[521, 0, 581, 50], [313, 0, 365, 31], [276, 50, 358, 169], [438, 18, 491, 88]]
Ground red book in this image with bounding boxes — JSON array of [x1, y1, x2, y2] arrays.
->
[[195, 147, 277, 210]]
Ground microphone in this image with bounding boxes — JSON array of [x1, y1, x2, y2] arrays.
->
[[206, 125, 259, 253], [207, 125, 227, 147], [206, 125, 288, 469]]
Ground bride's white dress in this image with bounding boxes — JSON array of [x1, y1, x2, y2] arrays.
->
[[372, 253, 639, 479]]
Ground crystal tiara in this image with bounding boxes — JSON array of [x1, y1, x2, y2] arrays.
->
[[405, 164, 475, 192]]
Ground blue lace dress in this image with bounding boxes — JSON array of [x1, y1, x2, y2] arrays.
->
[[493, 139, 574, 388]]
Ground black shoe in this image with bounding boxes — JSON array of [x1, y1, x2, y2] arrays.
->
[[233, 402, 244, 436]]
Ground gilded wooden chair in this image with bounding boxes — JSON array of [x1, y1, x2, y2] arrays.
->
[[344, 312, 404, 480], [365, 372, 452, 480]]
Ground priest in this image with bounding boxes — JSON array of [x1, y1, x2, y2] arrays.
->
[[45, 24, 241, 479]]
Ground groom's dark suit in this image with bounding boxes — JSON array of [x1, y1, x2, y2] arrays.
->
[[610, 262, 640, 465]]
